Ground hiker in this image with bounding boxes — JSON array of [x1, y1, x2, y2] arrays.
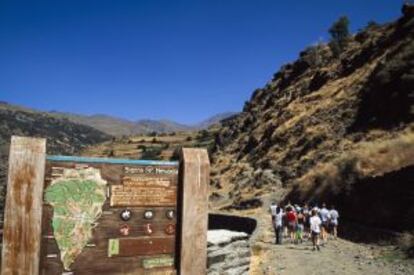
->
[[274, 206, 284, 244], [329, 205, 339, 239], [310, 209, 322, 251], [286, 206, 297, 243], [319, 203, 330, 242], [269, 201, 278, 241], [269, 201, 277, 223], [303, 204, 311, 239], [296, 209, 305, 243]]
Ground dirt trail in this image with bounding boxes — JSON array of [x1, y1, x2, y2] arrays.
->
[[246, 202, 414, 275]]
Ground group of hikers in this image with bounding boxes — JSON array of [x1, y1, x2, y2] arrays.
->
[[270, 202, 339, 251]]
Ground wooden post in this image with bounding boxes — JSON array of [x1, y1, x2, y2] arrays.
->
[[178, 148, 209, 275], [1, 136, 46, 275]]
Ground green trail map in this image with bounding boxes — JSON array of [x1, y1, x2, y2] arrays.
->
[[44, 168, 107, 271]]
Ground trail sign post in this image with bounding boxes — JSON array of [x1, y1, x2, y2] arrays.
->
[[1, 136, 209, 275]]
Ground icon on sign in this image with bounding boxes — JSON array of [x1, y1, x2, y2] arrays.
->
[[144, 223, 153, 235], [165, 224, 175, 235], [120, 209, 132, 221], [144, 210, 154, 219], [166, 210, 175, 219], [119, 224, 130, 236]]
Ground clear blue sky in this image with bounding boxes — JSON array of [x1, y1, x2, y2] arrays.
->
[[0, 0, 402, 124]]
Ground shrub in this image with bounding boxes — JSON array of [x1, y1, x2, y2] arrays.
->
[[367, 20, 379, 29], [302, 44, 324, 67], [329, 16, 350, 57], [197, 129, 210, 140], [140, 147, 162, 160]]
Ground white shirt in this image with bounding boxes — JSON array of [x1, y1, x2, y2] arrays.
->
[[330, 209, 339, 223], [319, 208, 330, 222], [310, 216, 322, 233], [270, 204, 277, 216], [274, 211, 284, 227]]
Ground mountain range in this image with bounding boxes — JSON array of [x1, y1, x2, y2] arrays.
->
[[1, 101, 236, 136]]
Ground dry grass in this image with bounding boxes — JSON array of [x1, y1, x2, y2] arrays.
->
[[293, 125, 414, 200]]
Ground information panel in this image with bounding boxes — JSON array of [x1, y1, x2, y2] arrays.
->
[[1, 137, 209, 275], [40, 157, 179, 275]]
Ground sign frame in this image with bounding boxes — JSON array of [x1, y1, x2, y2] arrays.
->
[[1, 136, 209, 275]]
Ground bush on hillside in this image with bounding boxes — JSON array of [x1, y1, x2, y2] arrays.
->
[[329, 16, 350, 57], [301, 44, 325, 67], [140, 147, 162, 160]]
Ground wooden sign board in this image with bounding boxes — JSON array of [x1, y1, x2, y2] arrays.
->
[[1, 136, 209, 275]]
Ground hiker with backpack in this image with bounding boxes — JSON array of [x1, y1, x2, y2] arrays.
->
[[310, 209, 322, 251], [319, 203, 331, 242], [296, 209, 305, 243], [329, 205, 339, 240], [286, 206, 297, 243]]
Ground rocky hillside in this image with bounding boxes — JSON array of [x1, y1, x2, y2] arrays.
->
[[0, 103, 111, 223], [211, 7, 414, 232]]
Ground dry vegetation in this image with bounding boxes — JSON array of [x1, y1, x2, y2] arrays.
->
[[82, 129, 217, 161]]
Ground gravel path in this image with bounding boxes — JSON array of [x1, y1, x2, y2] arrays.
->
[[247, 200, 414, 275]]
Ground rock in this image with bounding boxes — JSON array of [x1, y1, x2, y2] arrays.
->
[[207, 230, 248, 246], [207, 230, 251, 275]]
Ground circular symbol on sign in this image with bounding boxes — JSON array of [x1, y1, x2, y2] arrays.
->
[[166, 209, 175, 219], [144, 223, 153, 235], [119, 224, 130, 236], [144, 210, 154, 220], [120, 209, 132, 221], [165, 224, 175, 235]]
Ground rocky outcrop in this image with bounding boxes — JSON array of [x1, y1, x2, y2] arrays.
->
[[207, 230, 251, 275]]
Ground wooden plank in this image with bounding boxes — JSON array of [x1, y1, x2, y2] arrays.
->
[[1, 136, 46, 275], [179, 148, 209, 275], [115, 237, 175, 256]]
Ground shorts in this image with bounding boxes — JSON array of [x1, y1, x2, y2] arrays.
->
[[329, 221, 338, 230], [296, 224, 304, 232], [311, 231, 320, 237], [330, 220, 338, 226], [288, 222, 296, 231], [322, 221, 330, 229]]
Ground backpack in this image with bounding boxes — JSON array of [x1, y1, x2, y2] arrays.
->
[[287, 211, 296, 222]]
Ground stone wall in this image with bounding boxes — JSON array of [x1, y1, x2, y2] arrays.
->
[[207, 230, 251, 275]]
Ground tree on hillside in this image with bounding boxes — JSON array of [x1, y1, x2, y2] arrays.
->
[[329, 16, 350, 57]]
